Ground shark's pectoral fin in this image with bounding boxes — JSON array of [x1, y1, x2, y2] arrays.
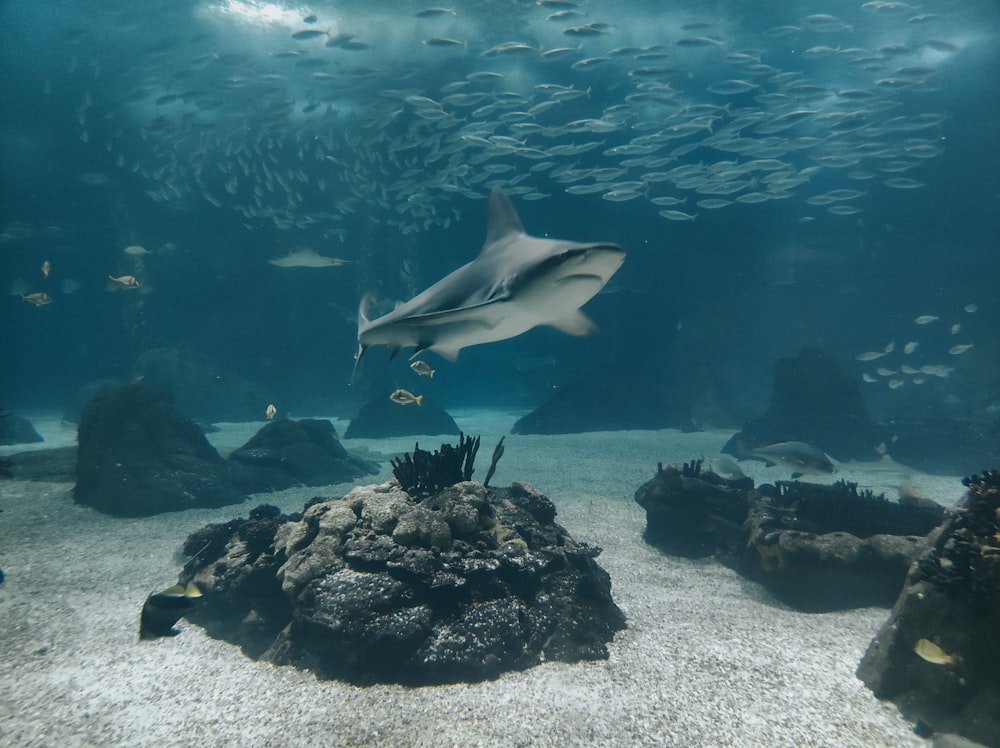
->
[[430, 345, 462, 362], [546, 310, 598, 337]]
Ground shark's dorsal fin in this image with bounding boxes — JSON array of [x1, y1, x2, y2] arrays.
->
[[481, 188, 524, 254]]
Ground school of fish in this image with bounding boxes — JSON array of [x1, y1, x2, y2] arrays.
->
[[44, 0, 969, 241]]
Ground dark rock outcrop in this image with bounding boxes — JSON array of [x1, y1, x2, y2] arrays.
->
[[74, 383, 247, 516], [634, 461, 944, 611], [0, 412, 43, 445], [857, 470, 1000, 746], [180, 480, 626, 685], [512, 370, 692, 434], [131, 347, 270, 422], [634, 460, 753, 559], [0, 446, 77, 482], [723, 348, 882, 462], [882, 417, 1000, 477], [344, 396, 459, 438], [228, 419, 379, 492]]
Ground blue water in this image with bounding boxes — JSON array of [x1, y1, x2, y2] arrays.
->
[[2, 0, 998, 424]]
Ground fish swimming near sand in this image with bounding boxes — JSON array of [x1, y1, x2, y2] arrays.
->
[[139, 581, 202, 639], [269, 248, 351, 268], [745, 441, 835, 477], [355, 187, 625, 375]]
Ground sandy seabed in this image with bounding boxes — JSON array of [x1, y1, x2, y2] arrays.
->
[[0, 409, 967, 747]]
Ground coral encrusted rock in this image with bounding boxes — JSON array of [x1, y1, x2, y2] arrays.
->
[[634, 460, 945, 611], [857, 470, 1000, 746], [179, 480, 626, 685]]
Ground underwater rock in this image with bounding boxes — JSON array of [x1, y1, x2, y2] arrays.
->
[[73, 383, 247, 516], [344, 395, 459, 438], [61, 379, 121, 424], [0, 411, 43, 446], [881, 417, 1000, 477], [634, 461, 944, 611], [857, 469, 1000, 747], [228, 418, 379, 492], [179, 480, 626, 685], [633, 459, 753, 559], [0, 446, 77, 482], [723, 347, 882, 462], [512, 369, 692, 435], [131, 347, 270, 422]]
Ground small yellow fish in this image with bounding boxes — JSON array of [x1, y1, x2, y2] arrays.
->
[[41, 260, 51, 278], [914, 638, 954, 665], [876, 367, 896, 377], [855, 351, 885, 362], [861, 372, 878, 383], [914, 314, 938, 325], [888, 379, 904, 389], [964, 303, 978, 313], [21, 292, 52, 307], [883, 340, 895, 353], [410, 360, 435, 378], [108, 274, 140, 288], [160, 581, 202, 599], [950, 323, 961, 335], [266, 403, 277, 420], [949, 343, 973, 355], [390, 388, 423, 406], [903, 341, 918, 354], [920, 364, 953, 377], [123, 245, 151, 256]]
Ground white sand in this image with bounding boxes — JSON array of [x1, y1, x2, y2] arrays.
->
[[1, 410, 966, 747]]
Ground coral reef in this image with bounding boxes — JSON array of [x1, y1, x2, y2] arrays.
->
[[179, 481, 626, 685], [635, 461, 945, 610], [483, 436, 505, 487], [857, 469, 1000, 746], [390, 433, 480, 498]]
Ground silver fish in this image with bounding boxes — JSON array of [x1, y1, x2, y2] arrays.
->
[[745, 441, 835, 476]]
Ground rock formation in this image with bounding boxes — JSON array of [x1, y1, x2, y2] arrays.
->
[[180, 479, 626, 685], [73, 383, 247, 516], [634, 460, 944, 611], [857, 469, 1000, 746], [228, 418, 378, 492], [723, 347, 882, 462], [345, 395, 459, 438], [0, 411, 43, 446]]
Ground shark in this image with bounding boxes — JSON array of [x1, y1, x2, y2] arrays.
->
[[355, 187, 625, 374], [269, 248, 351, 268]]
